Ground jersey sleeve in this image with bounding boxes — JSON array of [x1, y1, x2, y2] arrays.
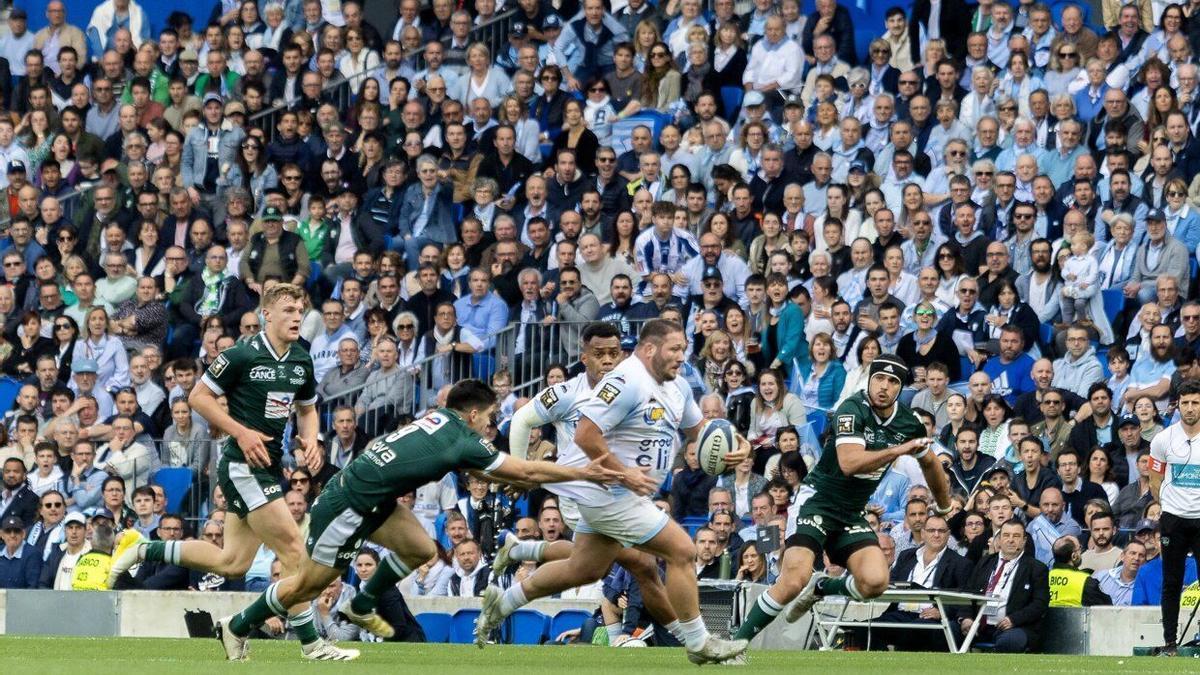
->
[[532, 383, 573, 421], [461, 436, 505, 473], [1149, 430, 1169, 474], [296, 358, 318, 406], [200, 346, 243, 396], [832, 399, 867, 449], [578, 374, 639, 435]]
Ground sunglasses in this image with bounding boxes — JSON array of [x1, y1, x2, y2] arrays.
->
[[915, 309, 936, 316], [589, 86, 606, 93], [938, 253, 955, 259], [1168, 191, 1187, 197], [959, 288, 978, 294], [975, 171, 994, 176], [1058, 51, 1077, 58], [54, 323, 71, 329], [650, 51, 669, 58], [397, 324, 415, 330]]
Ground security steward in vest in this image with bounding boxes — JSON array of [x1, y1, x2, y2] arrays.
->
[[72, 518, 116, 591], [1047, 535, 1111, 607], [239, 205, 310, 295]]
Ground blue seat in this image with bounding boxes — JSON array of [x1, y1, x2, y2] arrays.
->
[[416, 612, 452, 643], [806, 410, 827, 438], [508, 609, 550, 644], [550, 609, 592, 641], [1102, 287, 1125, 326], [450, 608, 482, 644], [960, 356, 976, 379], [720, 86, 744, 119], [151, 467, 194, 513], [0, 376, 20, 415], [1039, 322, 1053, 348], [681, 515, 708, 537]]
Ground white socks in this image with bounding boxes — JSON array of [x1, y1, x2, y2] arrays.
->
[[677, 616, 709, 651], [498, 582, 529, 617], [663, 620, 687, 644], [509, 541, 548, 563], [605, 623, 623, 642]]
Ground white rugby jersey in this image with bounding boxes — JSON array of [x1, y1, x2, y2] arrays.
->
[[531, 372, 594, 460], [553, 355, 702, 506], [1149, 423, 1200, 518]]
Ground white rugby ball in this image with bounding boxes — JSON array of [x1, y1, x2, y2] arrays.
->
[[698, 418, 736, 475]]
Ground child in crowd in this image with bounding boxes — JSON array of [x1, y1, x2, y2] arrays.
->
[[29, 442, 64, 497], [1107, 347, 1131, 415], [1060, 231, 1097, 323], [295, 194, 332, 265]]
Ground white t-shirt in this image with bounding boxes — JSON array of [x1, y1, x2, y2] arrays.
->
[[1149, 422, 1200, 518], [555, 356, 702, 506]]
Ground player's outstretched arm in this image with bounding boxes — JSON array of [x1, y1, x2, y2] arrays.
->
[[488, 454, 624, 486], [189, 380, 271, 467], [507, 401, 551, 461], [916, 446, 954, 514], [837, 437, 933, 477]]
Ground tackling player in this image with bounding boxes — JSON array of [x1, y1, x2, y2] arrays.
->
[[500, 321, 683, 646], [732, 354, 952, 646], [475, 319, 751, 665], [215, 379, 622, 661], [1149, 379, 1200, 656], [107, 284, 356, 661]]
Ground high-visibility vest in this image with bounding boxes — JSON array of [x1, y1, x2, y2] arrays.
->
[[71, 552, 113, 591], [1048, 566, 1090, 607]]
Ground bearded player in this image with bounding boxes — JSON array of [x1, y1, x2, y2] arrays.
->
[[475, 319, 750, 665], [500, 321, 683, 646], [733, 354, 953, 649], [108, 283, 357, 661]]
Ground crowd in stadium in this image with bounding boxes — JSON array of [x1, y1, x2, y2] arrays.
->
[[0, 0, 1196, 653]]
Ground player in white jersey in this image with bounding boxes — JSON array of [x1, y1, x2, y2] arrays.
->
[[500, 322, 681, 646], [1149, 380, 1200, 655], [477, 319, 751, 665]]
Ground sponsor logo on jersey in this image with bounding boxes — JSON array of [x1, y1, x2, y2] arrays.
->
[[643, 405, 665, 425], [263, 484, 281, 496], [539, 387, 560, 409], [837, 415, 854, 435], [479, 438, 498, 454], [208, 354, 229, 378], [249, 365, 278, 381], [290, 377, 306, 384], [293, 366, 305, 377], [598, 383, 620, 404], [265, 391, 294, 418], [796, 514, 826, 534]]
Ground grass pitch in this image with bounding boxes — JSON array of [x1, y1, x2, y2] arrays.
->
[[0, 636, 1196, 673]]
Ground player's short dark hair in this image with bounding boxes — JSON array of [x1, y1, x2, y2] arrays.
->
[[582, 321, 621, 344], [446, 379, 498, 413], [640, 318, 684, 345]]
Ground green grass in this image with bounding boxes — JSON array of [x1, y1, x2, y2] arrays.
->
[[0, 637, 1196, 673]]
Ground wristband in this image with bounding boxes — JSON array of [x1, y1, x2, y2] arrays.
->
[[934, 503, 953, 516]]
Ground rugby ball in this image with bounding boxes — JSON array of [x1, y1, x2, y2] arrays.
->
[[698, 418, 736, 475]]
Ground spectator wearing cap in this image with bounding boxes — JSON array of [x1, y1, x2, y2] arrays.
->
[[1131, 518, 1198, 605], [1125, 209, 1190, 305], [0, 9, 33, 82], [182, 92, 246, 218], [0, 515, 39, 588], [69, 358, 114, 420], [37, 510, 89, 589], [239, 206, 309, 295]]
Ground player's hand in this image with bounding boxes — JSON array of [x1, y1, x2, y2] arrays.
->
[[621, 466, 660, 496], [723, 434, 751, 467], [236, 429, 273, 467], [581, 458, 624, 485], [298, 435, 324, 475], [902, 437, 934, 456]]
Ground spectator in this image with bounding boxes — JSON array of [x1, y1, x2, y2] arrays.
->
[[0, 456, 39, 528], [1027, 487, 1083, 565], [1047, 535, 1112, 606], [0, 515, 40, 588], [694, 526, 723, 580], [672, 442, 717, 520], [875, 514, 972, 650], [37, 510, 89, 589], [956, 519, 1050, 653], [1093, 540, 1145, 606], [443, 539, 490, 597]]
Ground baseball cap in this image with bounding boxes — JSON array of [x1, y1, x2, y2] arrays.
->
[[982, 464, 1011, 482], [8, 8, 27, 20], [743, 90, 766, 107], [1118, 413, 1140, 428], [202, 92, 224, 107], [783, 95, 803, 109], [620, 335, 637, 352], [64, 512, 86, 526], [542, 14, 563, 30], [72, 358, 99, 374], [702, 265, 723, 282], [224, 100, 246, 116], [180, 47, 199, 62], [262, 205, 284, 222], [1146, 208, 1166, 222], [1135, 518, 1159, 534], [869, 353, 911, 386], [848, 161, 867, 174], [1, 515, 23, 531], [7, 159, 24, 174], [511, 20, 527, 37]]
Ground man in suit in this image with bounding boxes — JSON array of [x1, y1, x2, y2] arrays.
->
[[957, 519, 1050, 653], [909, 0, 972, 60], [0, 458, 38, 532], [874, 514, 972, 650]]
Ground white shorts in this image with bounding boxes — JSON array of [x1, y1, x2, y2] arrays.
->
[[574, 496, 670, 547], [557, 496, 582, 531]]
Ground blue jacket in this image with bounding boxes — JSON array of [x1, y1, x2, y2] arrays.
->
[[396, 180, 457, 245], [869, 469, 912, 523], [1167, 206, 1200, 255], [760, 302, 809, 372], [0, 543, 42, 589], [1132, 555, 1198, 606], [181, 124, 246, 193], [797, 359, 846, 410]]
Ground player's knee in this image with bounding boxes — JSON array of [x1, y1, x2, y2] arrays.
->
[[855, 571, 889, 598], [403, 540, 437, 569], [775, 569, 811, 601], [625, 553, 662, 585]]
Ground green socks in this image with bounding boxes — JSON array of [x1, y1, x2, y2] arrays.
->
[[289, 609, 320, 645], [229, 581, 287, 637], [734, 592, 783, 641], [350, 553, 411, 615], [817, 574, 864, 600], [142, 540, 182, 564]]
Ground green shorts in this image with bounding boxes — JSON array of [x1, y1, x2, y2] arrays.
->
[[306, 478, 396, 570], [217, 454, 286, 519], [786, 494, 879, 567]]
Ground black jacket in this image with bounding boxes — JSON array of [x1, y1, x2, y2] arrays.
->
[[0, 483, 39, 531], [888, 546, 972, 597], [957, 553, 1050, 646], [179, 273, 260, 335], [909, 0, 971, 60]]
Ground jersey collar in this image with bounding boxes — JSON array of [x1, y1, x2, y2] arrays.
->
[[257, 331, 291, 362]]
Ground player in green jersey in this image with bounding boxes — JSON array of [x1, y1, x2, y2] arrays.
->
[[732, 354, 953, 651], [215, 379, 622, 661], [109, 284, 356, 661]]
